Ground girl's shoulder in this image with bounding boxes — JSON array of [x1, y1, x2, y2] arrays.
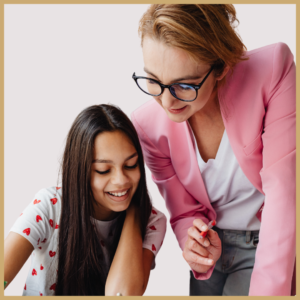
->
[[147, 206, 167, 231], [143, 207, 167, 262], [10, 186, 62, 249], [26, 186, 62, 216]]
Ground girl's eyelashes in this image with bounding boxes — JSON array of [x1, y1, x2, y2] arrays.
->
[[96, 170, 110, 175], [95, 163, 138, 175], [125, 162, 139, 169]]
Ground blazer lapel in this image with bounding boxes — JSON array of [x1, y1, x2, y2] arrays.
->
[[219, 66, 264, 194], [168, 121, 216, 215]]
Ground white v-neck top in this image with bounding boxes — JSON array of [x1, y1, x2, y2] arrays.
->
[[191, 128, 264, 230]]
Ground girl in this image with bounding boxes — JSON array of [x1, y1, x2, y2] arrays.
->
[[4, 104, 166, 296], [131, 4, 295, 296]]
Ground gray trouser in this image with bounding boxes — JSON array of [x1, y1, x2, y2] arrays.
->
[[190, 227, 259, 296]]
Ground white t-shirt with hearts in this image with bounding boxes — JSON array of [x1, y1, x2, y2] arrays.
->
[[10, 186, 167, 296]]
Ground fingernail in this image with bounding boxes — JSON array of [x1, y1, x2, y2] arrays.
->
[[201, 225, 207, 231], [199, 235, 203, 239], [208, 259, 213, 265], [204, 240, 210, 247]]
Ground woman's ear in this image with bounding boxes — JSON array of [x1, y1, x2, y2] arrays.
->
[[216, 65, 230, 81]]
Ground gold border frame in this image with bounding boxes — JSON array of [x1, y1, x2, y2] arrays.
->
[[1, 2, 298, 300]]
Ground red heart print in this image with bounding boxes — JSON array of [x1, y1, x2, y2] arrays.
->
[[39, 292, 43, 296], [50, 198, 57, 205], [41, 238, 47, 243], [100, 240, 105, 247], [38, 247, 42, 249], [56, 187, 61, 190], [149, 225, 156, 230], [49, 283, 56, 291], [32, 268, 37, 276], [33, 199, 41, 205], [152, 244, 156, 251], [40, 264, 44, 270], [36, 215, 42, 222], [37, 238, 40, 245], [49, 251, 56, 257], [152, 209, 157, 215], [24, 284, 26, 290], [49, 219, 53, 227], [55, 224, 59, 229], [23, 228, 31, 236]]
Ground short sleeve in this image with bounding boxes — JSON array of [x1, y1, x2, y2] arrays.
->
[[142, 207, 167, 270], [9, 187, 60, 249]]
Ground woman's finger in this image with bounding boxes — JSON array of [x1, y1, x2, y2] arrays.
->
[[187, 237, 210, 257], [206, 229, 222, 248], [183, 248, 214, 266], [193, 219, 208, 232], [188, 226, 211, 248]]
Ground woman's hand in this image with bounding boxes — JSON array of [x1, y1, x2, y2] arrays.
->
[[183, 219, 221, 274]]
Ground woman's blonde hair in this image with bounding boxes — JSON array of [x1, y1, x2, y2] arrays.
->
[[139, 4, 248, 87]]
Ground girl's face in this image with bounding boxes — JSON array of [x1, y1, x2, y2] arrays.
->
[[142, 37, 225, 123], [90, 130, 141, 221]]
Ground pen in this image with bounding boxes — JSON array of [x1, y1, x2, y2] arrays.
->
[[199, 220, 216, 239]]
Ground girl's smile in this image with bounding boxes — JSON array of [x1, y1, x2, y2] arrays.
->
[[91, 130, 141, 220], [105, 188, 131, 202]]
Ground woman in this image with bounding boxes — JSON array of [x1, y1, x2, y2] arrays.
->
[[4, 104, 166, 296], [131, 4, 295, 296]]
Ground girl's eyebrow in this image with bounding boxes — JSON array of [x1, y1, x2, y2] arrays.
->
[[143, 67, 202, 82], [92, 152, 138, 164]]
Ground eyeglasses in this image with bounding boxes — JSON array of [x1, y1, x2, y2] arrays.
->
[[132, 66, 214, 102]]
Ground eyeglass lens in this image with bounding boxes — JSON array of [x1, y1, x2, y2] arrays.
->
[[136, 78, 197, 101]]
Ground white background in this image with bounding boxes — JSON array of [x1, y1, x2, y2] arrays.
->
[[4, 4, 296, 296]]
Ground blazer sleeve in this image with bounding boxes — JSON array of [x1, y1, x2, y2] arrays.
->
[[131, 111, 215, 280], [249, 43, 296, 296]]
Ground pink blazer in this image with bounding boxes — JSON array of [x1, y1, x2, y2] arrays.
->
[[131, 42, 295, 296]]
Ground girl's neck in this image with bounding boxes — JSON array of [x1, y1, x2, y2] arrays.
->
[[92, 203, 119, 221]]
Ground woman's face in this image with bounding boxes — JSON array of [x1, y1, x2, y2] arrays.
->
[[142, 37, 221, 123], [90, 130, 141, 221]]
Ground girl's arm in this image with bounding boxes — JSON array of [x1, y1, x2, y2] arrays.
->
[[4, 232, 34, 289], [105, 205, 154, 296], [4, 187, 57, 291]]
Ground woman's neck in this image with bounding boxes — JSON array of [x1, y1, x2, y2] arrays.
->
[[189, 89, 222, 125]]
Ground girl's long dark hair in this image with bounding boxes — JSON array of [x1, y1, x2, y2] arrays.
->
[[55, 104, 152, 295]]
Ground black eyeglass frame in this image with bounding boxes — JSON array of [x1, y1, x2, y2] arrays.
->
[[132, 66, 214, 102]]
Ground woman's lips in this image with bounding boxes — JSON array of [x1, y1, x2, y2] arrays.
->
[[168, 106, 187, 114], [105, 188, 130, 202]]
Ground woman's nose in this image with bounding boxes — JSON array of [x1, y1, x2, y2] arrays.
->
[[159, 88, 177, 109]]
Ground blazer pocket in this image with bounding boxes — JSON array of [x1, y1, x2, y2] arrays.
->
[[243, 134, 263, 156]]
